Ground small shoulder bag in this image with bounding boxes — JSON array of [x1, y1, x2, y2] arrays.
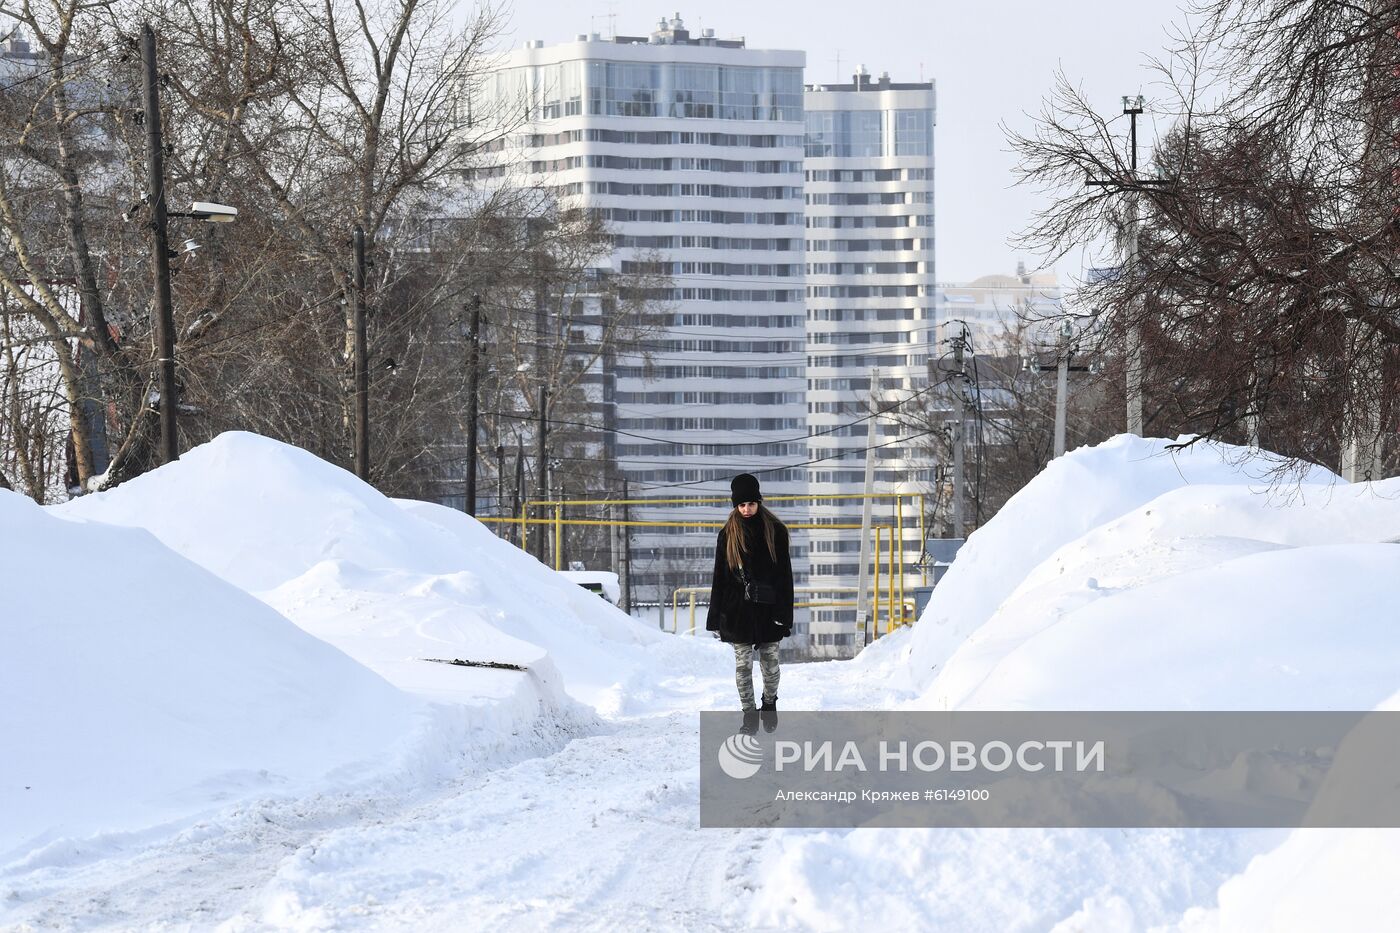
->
[[738, 566, 777, 605]]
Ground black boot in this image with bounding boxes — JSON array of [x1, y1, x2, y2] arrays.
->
[[760, 709, 778, 733], [760, 695, 777, 711], [739, 710, 760, 736]]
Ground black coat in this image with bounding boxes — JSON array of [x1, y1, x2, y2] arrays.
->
[[705, 515, 794, 645]]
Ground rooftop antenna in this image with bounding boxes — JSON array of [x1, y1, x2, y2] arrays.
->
[[831, 49, 843, 82], [591, 5, 616, 38]]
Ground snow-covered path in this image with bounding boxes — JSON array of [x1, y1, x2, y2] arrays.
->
[[14, 433, 1400, 929], [3, 656, 913, 931]]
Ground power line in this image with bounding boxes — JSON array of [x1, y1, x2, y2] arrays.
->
[[478, 376, 949, 451], [628, 427, 944, 491]]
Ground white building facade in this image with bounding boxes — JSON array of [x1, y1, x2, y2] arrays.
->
[[802, 70, 937, 655], [474, 17, 812, 631]]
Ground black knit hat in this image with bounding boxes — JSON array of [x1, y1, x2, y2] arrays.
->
[[730, 473, 762, 507]]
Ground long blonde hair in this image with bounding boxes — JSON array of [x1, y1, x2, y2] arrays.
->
[[723, 503, 783, 570]]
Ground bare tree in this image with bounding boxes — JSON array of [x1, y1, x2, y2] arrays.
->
[[1008, 0, 1400, 477]]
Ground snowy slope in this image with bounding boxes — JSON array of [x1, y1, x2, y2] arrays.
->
[[865, 435, 1340, 691], [924, 473, 1400, 712], [56, 432, 728, 712], [0, 489, 423, 862], [746, 439, 1400, 930], [1177, 688, 1400, 932]]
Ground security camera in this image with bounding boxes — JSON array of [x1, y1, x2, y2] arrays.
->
[[189, 201, 238, 223]]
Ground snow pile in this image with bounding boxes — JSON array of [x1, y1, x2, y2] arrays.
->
[[750, 437, 1400, 929], [56, 432, 725, 712], [924, 470, 1400, 712], [870, 434, 1339, 690], [0, 489, 423, 862], [1180, 828, 1400, 931], [1177, 688, 1400, 932]]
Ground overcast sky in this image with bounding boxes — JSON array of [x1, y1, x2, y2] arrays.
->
[[497, 0, 1190, 284]]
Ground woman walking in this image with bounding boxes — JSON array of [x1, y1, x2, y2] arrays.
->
[[706, 473, 794, 712]]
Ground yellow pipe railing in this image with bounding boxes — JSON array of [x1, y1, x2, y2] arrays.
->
[[918, 493, 927, 586], [527, 492, 925, 507], [887, 521, 895, 636], [477, 517, 880, 531], [667, 570, 890, 637], [873, 525, 881, 638], [896, 495, 905, 627], [487, 495, 931, 625]]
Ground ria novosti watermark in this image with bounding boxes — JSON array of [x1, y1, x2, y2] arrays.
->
[[700, 711, 1400, 828], [766, 737, 1105, 774]]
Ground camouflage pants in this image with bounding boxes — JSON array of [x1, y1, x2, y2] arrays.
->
[[733, 642, 781, 711]]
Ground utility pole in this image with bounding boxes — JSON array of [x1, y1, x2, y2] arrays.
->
[[464, 295, 482, 515], [951, 338, 966, 540], [1124, 192, 1144, 436], [351, 224, 368, 480], [621, 477, 633, 614], [853, 367, 879, 647], [551, 479, 562, 565], [514, 444, 525, 549], [1087, 94, 1168, 437], [1029, 316, 1095, 460], [1054, 317, 1071, 459], [1341, 323, 1382, 480], [495, 444, 506, 522], [141, 23, 178, 464], [536, 385, 548, 561], [1342, 383, 1383, 481]]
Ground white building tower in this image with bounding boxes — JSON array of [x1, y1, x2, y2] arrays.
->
[[474, 17, 810, 626], [802, 69, 937, 656]]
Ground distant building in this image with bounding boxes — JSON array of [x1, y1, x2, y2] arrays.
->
[[802, 67, 936, 656], [937, 264, 1063, 355]]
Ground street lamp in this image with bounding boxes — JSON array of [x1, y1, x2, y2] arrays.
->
[[173, 201, 238, 223], [1086, 93, 1168, 436], [141, 21, 236, 464]]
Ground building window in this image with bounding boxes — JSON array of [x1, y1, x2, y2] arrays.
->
[[894, 109, 932, 156], [804, 110, 884, 158]]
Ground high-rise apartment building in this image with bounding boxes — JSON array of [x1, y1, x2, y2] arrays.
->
[[473, 20, 945, 655], [473, 17, 812, 628], [802, 69, 937, 655]]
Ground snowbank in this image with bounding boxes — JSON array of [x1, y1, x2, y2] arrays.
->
[[925, 476, 1400, 711], [56, 432, 726, 712], [1178, 688, 1400, 931], [887, 435, 1339, 690], [0, 490, 423, 862], [54, 431, 488, 593], [753, 438, 1400, 929]]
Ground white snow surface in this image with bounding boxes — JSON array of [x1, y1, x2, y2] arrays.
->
[[6, 431, 1400, 930], [860, 434, 1341, 693], [55, 431, 727, 713], [0, 489, 421, 861], [745, 436, 1400, 930]]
